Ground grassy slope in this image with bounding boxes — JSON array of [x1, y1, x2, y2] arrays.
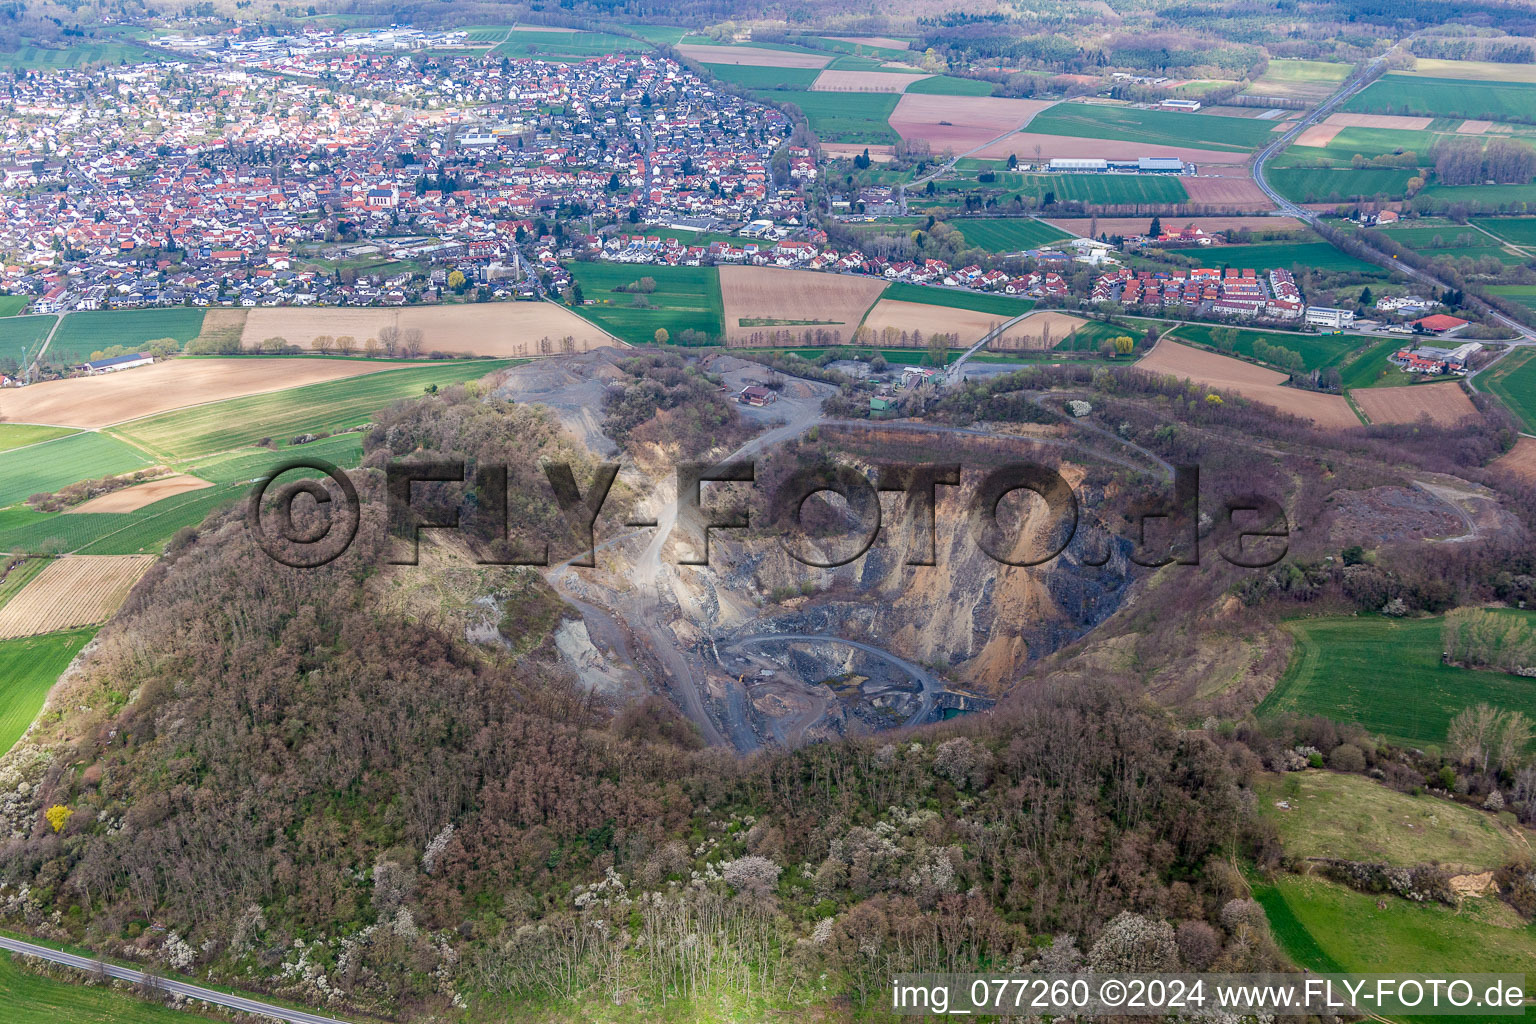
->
[[0, 628, 97, 754], [0, 950, 209, 1023], [1479, 346, 1536, 431], [1256, 613, 1536, 748], [1257, 875, 1536, 1002], [1254, 771, 1527, 869], [112, 361, 514, 461]]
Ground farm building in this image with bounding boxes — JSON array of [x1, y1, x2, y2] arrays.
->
[[78, 352, 154, 374], [1159, 99, 1202, 112], [1137, 157, 1185, 173], [1050, 158, 1107, 172], [1390, 341, 1481, 375]]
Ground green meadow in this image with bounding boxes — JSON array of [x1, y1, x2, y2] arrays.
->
[[566, 263, 724, 344], [1257, 612, 1536, 748]]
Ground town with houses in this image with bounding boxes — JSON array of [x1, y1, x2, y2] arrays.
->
[[0, 26, 1477, 358]]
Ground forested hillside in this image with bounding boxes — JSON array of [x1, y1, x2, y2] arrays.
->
[[0, 389, 1271, 1020]]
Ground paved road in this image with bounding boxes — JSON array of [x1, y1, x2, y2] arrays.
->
[[1251, 51, 1536, 345], [728, 634, 945, 727], [943, 309, 1038, 383], [0, 934, 354, 1024]]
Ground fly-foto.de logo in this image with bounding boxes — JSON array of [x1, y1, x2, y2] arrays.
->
[[247, 458, 1291, 572]]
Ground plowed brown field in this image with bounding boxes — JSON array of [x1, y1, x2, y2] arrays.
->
[[1137, 339, 1360, 429], [719, 267, 887, 343], [241, 303, 616, 356], [66, 474, 213, 514], [1352, 383, 1480, 426], [0, 555, 155, 638], [2, 358, 415, 429]]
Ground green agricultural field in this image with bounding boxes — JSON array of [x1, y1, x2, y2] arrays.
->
[[1254, 771, 1526, 869], [1380, 223, 1524, 265], [984, 173, 1189, 205], [906, 75, 995, 96], [112, 361, 513, 462], [0, 431, 153, 508], [1275, 125, 1439, 168], [1257, 613, 1536, 748], [1183, 240, 1379, 274], [630, 25, 688, 45], [1053, 320, 1143, 352], [805, 36, 915, 62], [1338, 335, 1411, 390], [0, 42, 165, 69], [882, 281, 1034, 317], [566, 263, 724, 344], [704, 63, 817, 90], [46, 308, 207, 365], [492, 30, 648, 58], [1266, 166, 1417, 203], [0, 425, 76, 454], [1345, 73, 1536, 122], [0, 315, 56, 369], [1249, 59, 1350, 100], [1025, 103, 1277, 152], [824, 55, 899, 72], [0, 297, 30, 317], [952, 218, 1072, 252], [1477, 217, 1536, 246], [1256, 875, 1536, 1001], [1420, 182, 1536, 208], [1479, 343, 1536, 430], [774, 91, 900, 143], [0, 949, 209, 1023], [0, 628, 96, 754], [1168, 322, 1363, 372], [0, 435, 367, 556]]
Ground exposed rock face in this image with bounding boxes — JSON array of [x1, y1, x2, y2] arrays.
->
[[662, 468, 1134, 693]]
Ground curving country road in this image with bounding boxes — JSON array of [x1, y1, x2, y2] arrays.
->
[[1251, 49, 1536, 345], [0, 934, 355, 1024]]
